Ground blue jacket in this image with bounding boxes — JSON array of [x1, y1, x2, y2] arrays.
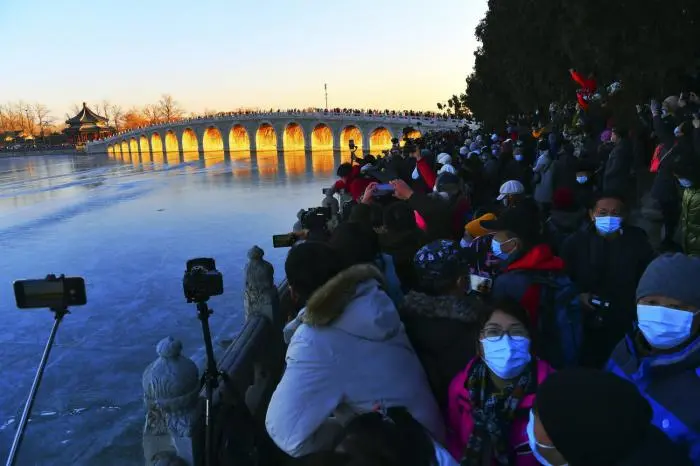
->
[[607, 333, 700, 463], [375, 253, 404, 308]]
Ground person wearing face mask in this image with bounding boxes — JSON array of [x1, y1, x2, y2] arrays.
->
[[480, 205, 582, 367], [400, 240, 482, 411], [501, 145, 532, 191], [527, 368, 692, 466], [436, 152, 457, 176], [572, 160, 598, 209], [497, 180, 526, 210], [445, 301, 554, 465], [674, 155, 700, 256], [607, 253, 700, 463], [533, 139, 556, 220], [603, 128, 633, 196], [561, 192, 655, 368]]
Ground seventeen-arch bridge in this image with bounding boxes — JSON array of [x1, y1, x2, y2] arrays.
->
[[86, 111, 462, 161]]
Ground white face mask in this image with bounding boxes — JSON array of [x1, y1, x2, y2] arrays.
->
[[674, 126, 682, 138], [480, 335, 531, 379], [637, 304, 699, 349], [576, 175, 588, 184], [527, 410, 566, 466]]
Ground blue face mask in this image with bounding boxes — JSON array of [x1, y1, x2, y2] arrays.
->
[[527, 410, 566, 466], [637, 304, 699, 350], [576, 175, 588, 184], [514, 154, 524, 162], [679, 178, 692, 188], [491, 238, 514, 260], [594, 216, 622, 235]]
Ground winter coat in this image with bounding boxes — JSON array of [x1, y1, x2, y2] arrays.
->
[[379, 228, 427, 291], [650, 115, 680, 205], [681, 187, 700, 257], [446, 358, 554, 463], [607, 333, 700, 464], [465, 234, 502, 280], [266, 264, 444, 457], [491, 244, 566, 317], [375, 253, 404, 308], [533, 152, 555, 204], [603, 140, 633, 193], [408, 193, 470, 242], [399, 291, 483, 410]]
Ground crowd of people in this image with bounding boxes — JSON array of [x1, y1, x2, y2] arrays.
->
[[262, 91, 700, 465]]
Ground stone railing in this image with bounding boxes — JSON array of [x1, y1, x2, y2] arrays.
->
[[141, 246, 285, 465]]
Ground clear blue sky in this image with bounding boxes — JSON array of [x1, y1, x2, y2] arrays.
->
[[0, 0, 486, 119]]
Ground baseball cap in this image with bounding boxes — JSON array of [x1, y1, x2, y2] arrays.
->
[[496, 180, 525, 201]]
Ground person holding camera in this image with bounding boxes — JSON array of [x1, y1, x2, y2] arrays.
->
[[561, 191, 656, 368]]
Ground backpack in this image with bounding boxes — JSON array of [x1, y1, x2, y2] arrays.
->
[[525, 272, 583, 369]]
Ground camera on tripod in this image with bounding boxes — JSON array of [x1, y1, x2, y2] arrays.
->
[[183, 258, 224, 303]]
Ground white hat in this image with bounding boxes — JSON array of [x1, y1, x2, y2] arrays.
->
[[437, 153, 452, 165], [491, 133, 499, 142], [459, 146, 469, 156], [497, 180, 525, 200]]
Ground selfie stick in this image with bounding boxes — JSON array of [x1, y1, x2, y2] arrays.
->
[[196, 300, 224, 466], [6, 307, 69, 466]]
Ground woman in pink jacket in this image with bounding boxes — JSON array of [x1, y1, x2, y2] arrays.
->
[[446, 301, 554, 465]]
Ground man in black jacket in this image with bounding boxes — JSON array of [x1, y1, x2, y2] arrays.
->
[[561, 192, 656, 367]]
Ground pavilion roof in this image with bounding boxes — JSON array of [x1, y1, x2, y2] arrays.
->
[[65, 102, 109, 125]]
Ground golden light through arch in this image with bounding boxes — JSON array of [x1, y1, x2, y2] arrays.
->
[[139, 135, 151, 162], [229, 125, 250, 151], [284, 151, 306, 177], [256, 150, 279, 180], [115, 143, 122, 158], [370, 127, 392, 152], [121, 141, 130, 161], [256, 124, 277, 151], [165, 131, 179, 164], [203, 127, 224, 152], [181, 128, 199, 162], [312, 149, 335, 175], [129, 138, 139, 159], [151, 133, 164, 163], [283, 123, 304, 151], [107, 145, 113, 156], [340, 126, 362, 150], [311, 124, 333, 150], [230, 149, 253, 178]]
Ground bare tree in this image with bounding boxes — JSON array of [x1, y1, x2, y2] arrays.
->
[[70, 103, 81, 115], [158, 94, 184, 123], [33, 103, 53, 139], [111, 104, 124, 131], [142, 104, 161, 125]]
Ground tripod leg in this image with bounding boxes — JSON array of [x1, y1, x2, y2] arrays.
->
[[6, 310, 66, 466]]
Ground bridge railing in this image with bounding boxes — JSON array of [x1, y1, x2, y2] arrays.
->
[[87, 111, 464, 147]]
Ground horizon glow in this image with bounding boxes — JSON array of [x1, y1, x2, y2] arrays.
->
[[0, 0, 486, 119]]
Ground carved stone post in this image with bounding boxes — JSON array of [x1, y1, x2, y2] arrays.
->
[[243, 246, 279, 325], [142, 337, 200, 465]]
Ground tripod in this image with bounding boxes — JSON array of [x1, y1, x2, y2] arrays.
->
[[196, 300, 227, 466], [6, 307, 69, 466]]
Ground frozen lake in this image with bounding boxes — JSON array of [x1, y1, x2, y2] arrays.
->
[[0, 151, 340, 465]]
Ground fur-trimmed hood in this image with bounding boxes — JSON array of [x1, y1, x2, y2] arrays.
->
[[301, 264, 400, 341], [400, 290, 481, 324]]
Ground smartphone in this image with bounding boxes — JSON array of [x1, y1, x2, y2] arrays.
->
[[469, 274, 493, 293], [349, 139, 356, 150], [14, 277, 87, 309], [272, 233, 297, 248], [374, 183, 394, 195]]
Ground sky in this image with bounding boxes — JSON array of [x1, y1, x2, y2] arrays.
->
[[0, 0, 487, 119]]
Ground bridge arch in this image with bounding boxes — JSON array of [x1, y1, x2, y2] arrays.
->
[[369, 126, 393, 152], [283, 122, 305, 151], [256, 123, 278, 151], [129, 137, 139, 159], [114, 143, 121, 158], [229, 124, 250, 151], [139, 135, 151, 162], [165, 130, 179, 163], [107, 145, 113, 156], [340, 125, 363, 151], [311, 123, 333, 150], [203, 126, 224, 152], [121, 140, 130, 160], [181, 128, 199, 158], [151, 132, 164, 163]]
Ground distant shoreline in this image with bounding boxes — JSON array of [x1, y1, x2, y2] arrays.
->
[[0, 150, 81, 158]]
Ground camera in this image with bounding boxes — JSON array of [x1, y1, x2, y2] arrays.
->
[[183, 258, 224, 303], [272, 233, 297, 248], [13, 275, 87, 309], [348, 139, 357, 151], [300, 206, 331, 230]]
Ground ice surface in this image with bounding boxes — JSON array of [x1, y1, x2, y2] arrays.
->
[[0, 152, 338, 465]]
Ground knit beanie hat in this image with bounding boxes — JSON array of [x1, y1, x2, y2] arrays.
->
[[536, 368, 652, 466], [466, 213, 496, 238], [636, 253, 700, 307]]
